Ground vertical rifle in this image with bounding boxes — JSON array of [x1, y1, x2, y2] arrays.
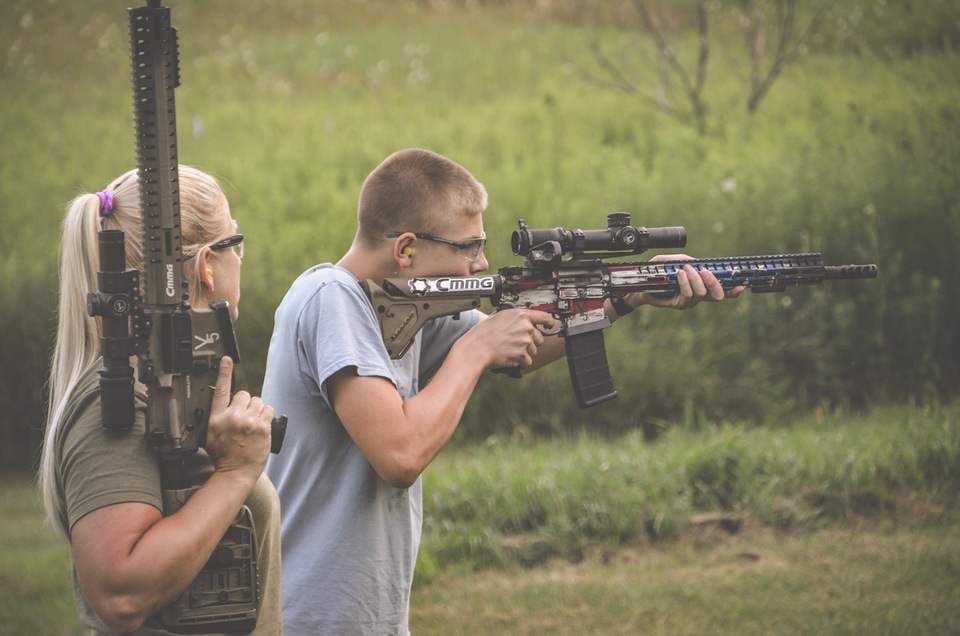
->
[[86, 1, 285, 631]]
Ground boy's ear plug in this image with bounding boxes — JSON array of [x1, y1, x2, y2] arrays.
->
[[206, 268, 214, 277], [402, 246, 413, 256]]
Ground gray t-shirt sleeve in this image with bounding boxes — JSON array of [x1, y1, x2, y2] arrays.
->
[[292, 274, 398, 407]]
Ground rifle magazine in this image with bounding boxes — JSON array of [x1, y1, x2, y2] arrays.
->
[[564, 328, 617, 408]]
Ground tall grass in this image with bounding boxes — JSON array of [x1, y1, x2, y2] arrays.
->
[[419, 402, 960, 572], [0, 475, 79, 634], [2, 1, 959, 470], [3, 443, 958, 635]]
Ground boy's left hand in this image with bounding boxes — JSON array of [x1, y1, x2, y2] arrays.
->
[[624, 255, 745, 311]]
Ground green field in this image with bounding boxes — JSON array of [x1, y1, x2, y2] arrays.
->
[[412, 523, 960, 635], [2, 1, 959, 631], [417, 403, 960, 572], [4, 404, 959, 633]]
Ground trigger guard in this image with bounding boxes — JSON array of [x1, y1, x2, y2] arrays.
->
[[537, 317, 563, 337]]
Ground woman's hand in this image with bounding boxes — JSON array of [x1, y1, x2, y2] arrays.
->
[[204, 356, 273, 481]]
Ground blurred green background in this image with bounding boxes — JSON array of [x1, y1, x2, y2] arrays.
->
[[1, 0, 958, 473]]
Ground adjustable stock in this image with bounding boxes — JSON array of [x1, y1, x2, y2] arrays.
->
[[361, 277, 493, 359]]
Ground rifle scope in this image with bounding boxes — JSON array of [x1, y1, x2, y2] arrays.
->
[[87, 230, 138, 431], [511, 212, 686, 257]]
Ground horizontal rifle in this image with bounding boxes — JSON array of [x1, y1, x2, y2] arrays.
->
[[361, 212, 877, 408]]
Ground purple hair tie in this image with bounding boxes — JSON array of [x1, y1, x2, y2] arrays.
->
[[95, 190, 114, 217]]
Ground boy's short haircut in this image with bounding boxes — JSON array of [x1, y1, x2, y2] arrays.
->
[[356, 148, 488, 246]]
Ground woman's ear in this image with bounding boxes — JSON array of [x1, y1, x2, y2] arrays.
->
[[197, 247, 215, 292]]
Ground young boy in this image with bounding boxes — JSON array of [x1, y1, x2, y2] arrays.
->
[[263, 148, 736, 633]]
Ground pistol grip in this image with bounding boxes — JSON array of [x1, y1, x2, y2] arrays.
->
[[564, 329, 617, 408]]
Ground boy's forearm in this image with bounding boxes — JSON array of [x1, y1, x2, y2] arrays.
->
[[331, 343, 487, 489], [398, 340, 486, 474]]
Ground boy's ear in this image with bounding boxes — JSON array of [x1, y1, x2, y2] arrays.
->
[[392, 232, 417, 266]]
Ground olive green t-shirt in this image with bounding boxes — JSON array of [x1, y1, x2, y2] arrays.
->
[[54, 370, 282, 635]]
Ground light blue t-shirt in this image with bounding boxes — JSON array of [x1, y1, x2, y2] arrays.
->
[[263, 264, 477, 635]]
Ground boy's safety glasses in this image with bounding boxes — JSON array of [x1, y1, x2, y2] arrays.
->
[[386, 231, 486, 261]]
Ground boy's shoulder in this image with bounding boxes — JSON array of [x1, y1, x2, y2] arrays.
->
[[293, 263, 356, 287], [279, 264, 372, 325], [285, 264, 363, 301]]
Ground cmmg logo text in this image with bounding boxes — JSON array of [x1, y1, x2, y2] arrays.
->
[[408, 276, 495, 296], [165, 264, 176, 297]]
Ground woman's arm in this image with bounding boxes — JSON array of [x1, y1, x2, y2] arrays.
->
[[70, 357, 273, 634]]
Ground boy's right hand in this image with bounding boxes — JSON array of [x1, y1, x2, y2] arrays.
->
[[462, 309, 555, 369], [205, 356, 273, 480]]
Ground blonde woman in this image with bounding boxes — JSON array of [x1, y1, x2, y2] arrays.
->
[[39, 166, 281, 634]]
